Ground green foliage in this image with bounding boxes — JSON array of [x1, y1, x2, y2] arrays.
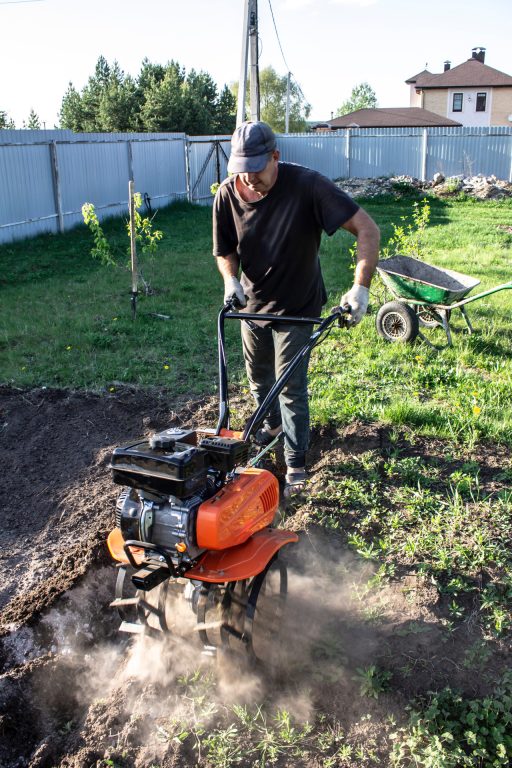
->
[[232, 66, 311, 132], [24, 108, 41, 129], [81, 194, 163, 293], [391, 675, 512, 767], [0, 109, 16, 129], [381, 197, 431, 260], [60, 55, 236, 135], [355, 666, 392, 699], [336, 82, 378, 116], [81, 203, 115, 266]]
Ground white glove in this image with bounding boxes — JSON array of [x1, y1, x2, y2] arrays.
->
[[224, 275, 247, 308], [340, 284, 369, 326]]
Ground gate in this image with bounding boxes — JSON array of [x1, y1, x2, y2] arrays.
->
[[187, 136, 231, 204]]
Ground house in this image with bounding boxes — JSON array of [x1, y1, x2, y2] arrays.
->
[[312, 107, 461, 130], [406, 47, 512, 127]]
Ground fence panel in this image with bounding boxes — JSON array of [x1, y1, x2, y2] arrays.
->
[[349, 129, 423, 178], [58, 141, 130, 230], [277, 132, 349, 178], [426, 127, 512, 179], [131, 138, 188, 209], [0, 143, 57, 242]]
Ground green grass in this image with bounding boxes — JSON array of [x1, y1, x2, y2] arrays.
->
[[2, 196, 511, 444]]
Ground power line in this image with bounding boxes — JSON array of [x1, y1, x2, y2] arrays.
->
[[266, 0, 291, 73], [266, 0, 310, 107]]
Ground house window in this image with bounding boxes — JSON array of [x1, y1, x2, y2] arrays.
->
[[452, 93, 463, 112], [476, 92, 487, 112]]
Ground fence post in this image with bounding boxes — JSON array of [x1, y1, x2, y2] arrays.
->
[[421, 128, 428, 181], [345, 129, 351, 178], [49, 141, 64, 234], [185, 138, 192, 202], [127, 140, 134, 182]]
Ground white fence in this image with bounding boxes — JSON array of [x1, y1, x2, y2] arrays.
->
[[0, 126, 511, 244]]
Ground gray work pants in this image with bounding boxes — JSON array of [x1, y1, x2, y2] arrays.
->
[[241, 321, 313, 469]]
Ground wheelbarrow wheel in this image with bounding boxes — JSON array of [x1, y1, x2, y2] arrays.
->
[[417, 305, 449, 329], [376, 301, 419, 343]]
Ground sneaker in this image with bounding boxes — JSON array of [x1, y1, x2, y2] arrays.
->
[[283, 469, 308, 498], [253, 425, 283, 446]]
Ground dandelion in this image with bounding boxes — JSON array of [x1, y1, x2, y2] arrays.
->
[[163, 364, 170, 370], [473, 405, 482, 416], [21, 366, 26, 371], [112, 317, 118, 322], [471, 391, 479, 397], [66, 345, 72, 351], [109, 386, 115, 392]]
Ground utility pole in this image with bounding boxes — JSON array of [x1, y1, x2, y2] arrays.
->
[[285, 71, 291, 133], [236, 0, 260, 126]]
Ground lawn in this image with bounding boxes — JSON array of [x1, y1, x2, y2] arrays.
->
[[1, 191, 512, 767], [2, 193, 511, 443]]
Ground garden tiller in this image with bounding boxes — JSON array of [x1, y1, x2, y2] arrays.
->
[[107, 301, 349, 660]]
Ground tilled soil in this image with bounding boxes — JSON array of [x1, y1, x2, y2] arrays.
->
[[0, 386, 509, 768]]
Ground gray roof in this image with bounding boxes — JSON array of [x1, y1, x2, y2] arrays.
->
[[320, 108, 462, 129]]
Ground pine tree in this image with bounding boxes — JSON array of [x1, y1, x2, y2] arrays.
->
[[25, 109, 41, 129]]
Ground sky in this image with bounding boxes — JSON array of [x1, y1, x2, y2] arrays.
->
[[1, 0, 511, 128]]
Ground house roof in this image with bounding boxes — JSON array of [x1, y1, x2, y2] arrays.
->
[[406, 58, 512, 89], [321, 108, 462, 129], [405, 69, 432, 84]]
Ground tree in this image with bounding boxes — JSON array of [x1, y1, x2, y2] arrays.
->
[[25, 109, 41, 129], [59, 56, 236, 135], [336, 82, 378, 116], [213, 85, 236, 135], [0, 110, 15, 129], [59, 83, 85, 131], [233, 66, 311, 133], [139, 62, 186, 132]]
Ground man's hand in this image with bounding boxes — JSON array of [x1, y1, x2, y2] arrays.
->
[[340, 284, 369, 326], [224, 276, 247, 308]]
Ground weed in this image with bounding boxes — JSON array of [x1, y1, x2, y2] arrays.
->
[[390, 674, 512, 767], [355, 665, 392, 699]]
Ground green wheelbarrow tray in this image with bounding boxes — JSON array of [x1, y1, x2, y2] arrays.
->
[[376, 255, 512, 347], [377, 255, 480, 304]]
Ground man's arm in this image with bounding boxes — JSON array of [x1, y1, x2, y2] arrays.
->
[[338, 208, 380, 325], [341, 208, 380, 287], [216, 254, 246, 307], [216, 253, 240, 280]]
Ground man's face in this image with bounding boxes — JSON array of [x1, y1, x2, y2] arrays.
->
[[239, 150, 279, 195]]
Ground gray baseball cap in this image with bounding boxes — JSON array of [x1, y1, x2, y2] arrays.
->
[[227, 121, 277, 174]]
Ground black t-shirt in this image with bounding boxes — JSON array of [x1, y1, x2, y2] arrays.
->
[[212, 162, 359, 318]]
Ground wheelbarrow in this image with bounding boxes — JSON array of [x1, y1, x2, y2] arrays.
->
[[375, 255, 512, 347]]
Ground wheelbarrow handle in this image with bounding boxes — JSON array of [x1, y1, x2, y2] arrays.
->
[[447, 281, 512, 309]]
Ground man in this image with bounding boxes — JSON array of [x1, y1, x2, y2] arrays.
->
[[213, 121, 379, 496]]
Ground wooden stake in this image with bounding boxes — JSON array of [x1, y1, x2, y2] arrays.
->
[[128, 180, 138, 319]]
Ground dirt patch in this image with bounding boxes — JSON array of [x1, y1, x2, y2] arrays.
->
[[0, 386, 509, 767]]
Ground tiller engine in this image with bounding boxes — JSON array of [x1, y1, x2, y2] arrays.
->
[[107, 303, 347, 660]]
